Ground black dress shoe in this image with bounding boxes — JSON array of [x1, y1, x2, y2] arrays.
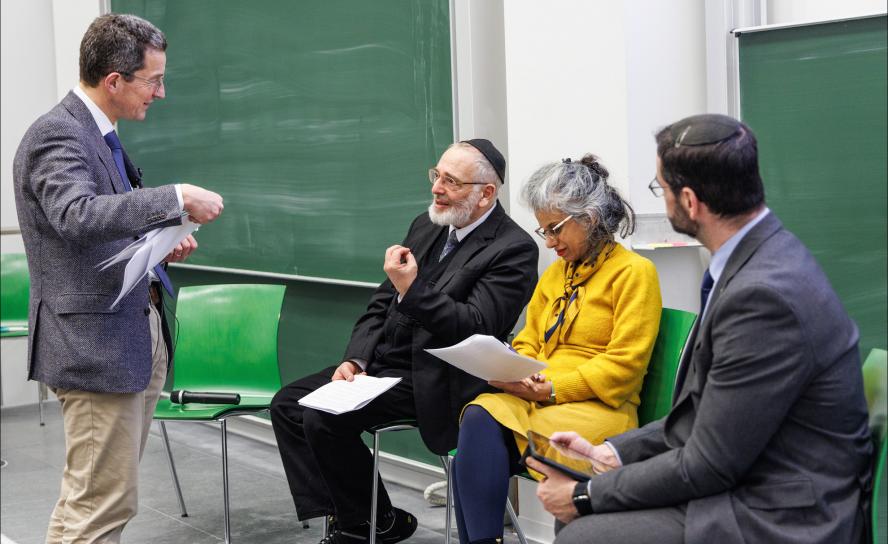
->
[[331, 508, 417, 544]]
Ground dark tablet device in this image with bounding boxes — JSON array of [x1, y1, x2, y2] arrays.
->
[[521, 430, 594, 482]]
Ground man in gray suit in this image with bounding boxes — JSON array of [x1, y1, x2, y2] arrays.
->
[[527, 114, 872, 544], [13, 14, 223, 543]]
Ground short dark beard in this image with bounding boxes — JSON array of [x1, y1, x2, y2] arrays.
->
[[668, 202, 698, 238]]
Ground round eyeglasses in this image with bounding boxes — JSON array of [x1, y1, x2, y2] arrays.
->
[[428, 168, 489, 190], [534, 215, 574, 240]]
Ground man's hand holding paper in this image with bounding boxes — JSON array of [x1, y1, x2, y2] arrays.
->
[[164, 234, 197, 263], [100, 220, 200, 308]]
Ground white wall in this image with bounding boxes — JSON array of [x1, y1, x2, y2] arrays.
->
[[451, 0, 510, 205], [0, 0, 100, 255], [0, 1, 57, 234], [767, 0, 886, 25], [502, 1, 631, 273], [501, 0, 710, 313], [52, 0, 102, 99]]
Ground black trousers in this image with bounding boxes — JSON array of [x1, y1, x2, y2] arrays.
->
[[269, 365, 416, 527]]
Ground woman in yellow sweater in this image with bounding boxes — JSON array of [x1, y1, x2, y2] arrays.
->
[[451, 154, 662, 544]]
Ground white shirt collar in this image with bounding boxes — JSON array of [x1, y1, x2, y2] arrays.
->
[[449, 201, 497, 241], [72, 85, 115, 136]]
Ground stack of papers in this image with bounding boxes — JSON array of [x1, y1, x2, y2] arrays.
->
[[97, 219, 198, 308], [426, 334, 546, 382], [298, 375, 402, 415]]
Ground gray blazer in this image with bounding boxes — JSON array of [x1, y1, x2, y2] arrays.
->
[[13, 91, 183, 393], [590, 212, 872, 544]]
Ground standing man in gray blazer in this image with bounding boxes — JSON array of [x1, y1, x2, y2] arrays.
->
[[13, 14, 223, 544], [527, 114, 872, 544]]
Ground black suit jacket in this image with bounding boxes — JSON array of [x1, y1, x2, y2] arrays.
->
[[591, 213, 872, 544], [343, 203, 538, 454]]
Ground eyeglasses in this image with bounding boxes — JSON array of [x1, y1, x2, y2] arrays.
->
[[648, 176, 665, 197], [534, 215, 574, 240], [428, 168, 488, 190], [120, 72, 165, 91]]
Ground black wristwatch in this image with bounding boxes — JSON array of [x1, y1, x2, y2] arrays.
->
[[572, 481, 593, 516]]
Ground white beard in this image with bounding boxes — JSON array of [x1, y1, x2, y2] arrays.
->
[[427, 189, 483, 227]]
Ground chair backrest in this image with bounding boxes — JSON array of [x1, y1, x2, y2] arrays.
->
[[171, 284, 285, 397], [0, 253, 30, 327], [863, 348, 888, 443], [874, 436, 887, 544], [862, 348, 888, 544], [637, 307, 697, 426]]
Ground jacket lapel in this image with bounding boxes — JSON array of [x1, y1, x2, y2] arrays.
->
[[61, 92, 129, 195], [671, 212, 783, 406], [436, 202, 506, 291]]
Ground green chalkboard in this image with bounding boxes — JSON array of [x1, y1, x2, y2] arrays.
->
[[113, 0, 453, 283], [737, 15, 887, 357]]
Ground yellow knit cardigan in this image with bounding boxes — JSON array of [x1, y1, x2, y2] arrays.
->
[[467, 243, 662, 450]]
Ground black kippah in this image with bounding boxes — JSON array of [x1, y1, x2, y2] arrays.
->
[[670, 114, 741, 147], [461, 138, 506, 183]]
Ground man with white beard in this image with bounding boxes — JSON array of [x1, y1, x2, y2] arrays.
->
[[271, 140, 539, 544]]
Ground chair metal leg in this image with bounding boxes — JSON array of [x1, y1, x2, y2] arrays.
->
[[367, 422, 417, 544], [505, 497, 527, 544], [369, 430, 381, 544], [221, 419, 232, 544], [159, 421, 188, 517], [38, 382, 47, 426], [440, 455, 453, 544]]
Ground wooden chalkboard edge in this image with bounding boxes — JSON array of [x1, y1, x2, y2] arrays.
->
[[169, 262, 378, 289], [732, 12, 885, 36]]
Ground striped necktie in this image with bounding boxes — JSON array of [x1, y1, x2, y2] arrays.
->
[[439, 230, 459, 261]]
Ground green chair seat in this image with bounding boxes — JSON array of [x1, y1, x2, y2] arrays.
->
[[0, 326, 29, 338], [154, 395, 276, 420]]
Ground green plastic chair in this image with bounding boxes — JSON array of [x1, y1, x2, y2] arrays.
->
[[154, 284, 285, 544], [638, 307, 698, 425], [862, 348, 887, 544], [0, 253, 47, 424], [0, 253, 30, 336]]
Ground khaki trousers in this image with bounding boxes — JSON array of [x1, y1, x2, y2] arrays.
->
[[46, 303, 168, 544]]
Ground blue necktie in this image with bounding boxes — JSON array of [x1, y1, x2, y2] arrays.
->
[[439, 230, 459, 262], [103, 131, 174, 298], [699, 268, 714, 317]]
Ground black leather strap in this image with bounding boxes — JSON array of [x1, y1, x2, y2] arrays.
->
[[572, 481, 593, 516]]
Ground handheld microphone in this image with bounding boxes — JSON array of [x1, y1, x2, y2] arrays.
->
[[170, 390, 241, 405]]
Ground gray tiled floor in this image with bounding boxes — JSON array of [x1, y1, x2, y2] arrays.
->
[[0, 402, 522, 543]]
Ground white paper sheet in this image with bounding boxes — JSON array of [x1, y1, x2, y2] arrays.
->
[[425, 334, 546, 382], [298, 375, 402, 415], [98, 220, 199, 309]]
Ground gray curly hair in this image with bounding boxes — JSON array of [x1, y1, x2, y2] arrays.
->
[[521, 154, 635, 245]]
